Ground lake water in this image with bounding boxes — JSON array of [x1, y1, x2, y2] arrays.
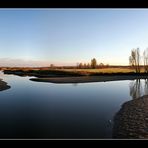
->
[[0, 72, 147, 139]]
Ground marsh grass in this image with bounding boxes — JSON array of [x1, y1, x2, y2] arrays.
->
[[3, 67, 147, 78]]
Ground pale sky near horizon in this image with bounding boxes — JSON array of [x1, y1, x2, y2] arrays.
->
[[0, 9, 148, 67]]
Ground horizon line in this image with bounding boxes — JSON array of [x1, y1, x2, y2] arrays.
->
[[0, 65, 134, 68]]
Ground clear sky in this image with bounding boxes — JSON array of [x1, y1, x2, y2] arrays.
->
[[0, 9, 148, 67]]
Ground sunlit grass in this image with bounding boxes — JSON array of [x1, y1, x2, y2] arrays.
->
[[61, 68, 137, 73], [3, 67, 147, 76]]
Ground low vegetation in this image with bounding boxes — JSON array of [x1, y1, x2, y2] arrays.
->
[[3, 67, 148, 78]]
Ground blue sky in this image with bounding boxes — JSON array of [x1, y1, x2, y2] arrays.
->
[[0, 9, 148, 66]]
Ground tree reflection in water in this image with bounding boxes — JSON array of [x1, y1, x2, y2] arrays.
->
[[129, 79, 148, 99], [144, 79, 148, 95]]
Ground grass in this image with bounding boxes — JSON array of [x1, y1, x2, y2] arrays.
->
[[3, 67, 147, 77], [62, 68, 135, 73]]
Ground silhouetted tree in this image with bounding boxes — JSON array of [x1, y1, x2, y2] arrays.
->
[[91, 58, 97, 69], [129, 48, 141, 73]]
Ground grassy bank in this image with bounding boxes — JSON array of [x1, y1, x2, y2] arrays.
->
[[3, 67, 148, 77], [3, 67, 148, 83]]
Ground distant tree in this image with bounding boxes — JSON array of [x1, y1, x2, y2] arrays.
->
[[91, 58, 97, 69], [50, 64, 54, 68], [105, 64, 109, 68], [76, 63, 79, 69], [99, 63, 104, 66], [87, 63, 90, 69], [83, 63, 87, 69], [143, 48, 148, 73], [99, 63, 104, 68], [78, 63, 83, 69], [129, 48, 141, 73]]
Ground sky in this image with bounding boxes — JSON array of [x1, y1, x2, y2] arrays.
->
[[0, 9, 148, 67]]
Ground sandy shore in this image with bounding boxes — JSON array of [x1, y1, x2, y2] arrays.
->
[[113, 95, 148, 139], [30, 75, 148, 83], [0, 79, 11, 91]]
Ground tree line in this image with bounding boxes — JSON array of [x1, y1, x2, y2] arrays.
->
[[129, 48, 148, 73], [77, 58, 109, 69]]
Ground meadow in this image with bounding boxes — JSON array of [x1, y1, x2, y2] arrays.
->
[[3, 67, 147, 76]]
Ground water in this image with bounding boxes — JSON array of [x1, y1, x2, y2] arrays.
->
[[0, 72, 147, 139]]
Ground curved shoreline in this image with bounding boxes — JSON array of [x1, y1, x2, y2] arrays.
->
[[113, 95, 148, 139], [30, 75, 148, 84], [0, 79, 11, 91]]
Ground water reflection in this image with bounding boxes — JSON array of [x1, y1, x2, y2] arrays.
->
[[129, 79, 148, 99], [72, 83, 78, 86], [144, 79, 148, 95], [0, 79, 11, 91]]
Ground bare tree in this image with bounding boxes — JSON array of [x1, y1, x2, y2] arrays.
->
[[129, 48, 141, 73], [143, 48, 148, 73], [91, 58, 97, 69], [76, 63, 79, 69]]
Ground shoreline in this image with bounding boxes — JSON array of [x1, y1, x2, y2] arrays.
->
[[30, 75, 148, 83], [0, 79, 11, 91], [113, 95, 148, 139], [3, 69, 148, 83]]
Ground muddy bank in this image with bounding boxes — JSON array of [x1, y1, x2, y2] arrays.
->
[[3, 69, 84, 77], [0, 79, 11, 91], [113, 95, 148, 139], [30, 75, 148, 84]]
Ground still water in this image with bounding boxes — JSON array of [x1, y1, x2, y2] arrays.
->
[[0, 72, 147, 139]]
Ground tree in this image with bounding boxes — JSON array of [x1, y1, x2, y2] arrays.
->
[[91, 58, 97, 69], [78, 63, 83, 69], [50, 64, 54, 68], [99, 63, 104, 68], [87, 63, 90, 69], [143, 48, 148, 73], [76, 63, 79, 69], [83, 63, 87, 69], [129, 48, 141, 73]]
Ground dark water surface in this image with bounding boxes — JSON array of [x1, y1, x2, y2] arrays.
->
[[0, 72, 147, 139]]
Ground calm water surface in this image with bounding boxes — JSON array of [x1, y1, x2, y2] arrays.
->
[[0, 72, 147, 139]]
